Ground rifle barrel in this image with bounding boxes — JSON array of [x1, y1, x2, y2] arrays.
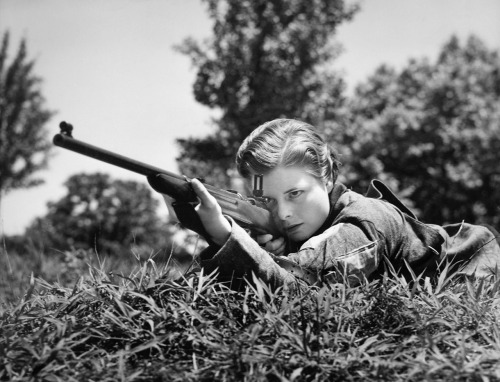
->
[[53, 122, 281, 237], [53, 133, 182, 180]]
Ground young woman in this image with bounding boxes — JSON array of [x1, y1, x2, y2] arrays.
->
[[184, 119, 500, 290]]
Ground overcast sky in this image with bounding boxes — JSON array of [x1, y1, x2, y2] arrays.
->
[[1, 0, 499, 236]]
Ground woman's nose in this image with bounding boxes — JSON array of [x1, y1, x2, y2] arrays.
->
[[276, 201, 293, 221]]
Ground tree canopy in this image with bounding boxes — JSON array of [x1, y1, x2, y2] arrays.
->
[[333, 35, 500, 226], [0, 31, 54, 194], [26, 173, 172, 256], [175, 0, 358, 187], [175, 1, 499, 227]]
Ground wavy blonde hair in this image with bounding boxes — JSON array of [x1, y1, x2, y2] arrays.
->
[[236, 119, 340, 185]]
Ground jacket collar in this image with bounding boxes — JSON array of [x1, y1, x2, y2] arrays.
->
[[289, 182, 348, 251], [311, 182, 347, 238]]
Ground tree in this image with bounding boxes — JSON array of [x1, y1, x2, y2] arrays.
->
[[334, 35, 500, 226], [0, 31, 54, 194], [26, 173, 172, 256], [175, 0, 358, 187]]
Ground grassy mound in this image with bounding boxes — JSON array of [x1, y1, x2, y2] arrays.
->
[[1, 252, 500, 381]]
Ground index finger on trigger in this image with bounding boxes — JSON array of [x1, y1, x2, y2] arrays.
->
[[256, 234, 273, 244]]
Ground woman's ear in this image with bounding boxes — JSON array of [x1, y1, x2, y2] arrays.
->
[[326, 179, 334, 193]]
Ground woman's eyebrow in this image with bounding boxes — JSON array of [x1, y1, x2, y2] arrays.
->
[[262, 186, 300, 198], [283, 187, 299, 194]]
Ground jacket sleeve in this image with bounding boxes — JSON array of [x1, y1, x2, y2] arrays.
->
[[199, 216, 383, 289], [199, 218, 302, 290], [287, 222, 382, 285]]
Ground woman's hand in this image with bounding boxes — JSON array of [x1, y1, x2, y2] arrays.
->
[[191, 178, 231, 246], [256, 234, 286, 256]]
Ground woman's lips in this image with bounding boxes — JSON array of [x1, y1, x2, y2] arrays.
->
[[286, 223, 302, 234]]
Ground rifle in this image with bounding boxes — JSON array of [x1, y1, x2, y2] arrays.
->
[[53, 121, 281, 241]]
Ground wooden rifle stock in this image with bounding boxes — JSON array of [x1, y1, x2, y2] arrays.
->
[[53, 122, 281, 237]]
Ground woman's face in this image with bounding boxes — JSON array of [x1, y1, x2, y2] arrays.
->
[[261, 165, 333, 242]]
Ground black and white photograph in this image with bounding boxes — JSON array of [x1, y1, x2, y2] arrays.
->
[[1, 1, 500, 380]]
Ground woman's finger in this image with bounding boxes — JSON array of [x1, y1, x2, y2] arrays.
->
[[191, 178, 216, 207], [256, 234, 273, 245], [265, 237, 286, 256], [189, 178, 231, 245]]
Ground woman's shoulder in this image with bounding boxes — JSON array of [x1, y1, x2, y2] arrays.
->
[[335, 185, 406, 224]]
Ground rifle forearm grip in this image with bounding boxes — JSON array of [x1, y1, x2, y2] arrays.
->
[[147, 174, 197, 203]]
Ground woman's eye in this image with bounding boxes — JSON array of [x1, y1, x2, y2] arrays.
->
[[288, 190, 303, 199]]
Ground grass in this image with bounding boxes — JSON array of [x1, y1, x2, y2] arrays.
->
[[1, 245, 500, 381]]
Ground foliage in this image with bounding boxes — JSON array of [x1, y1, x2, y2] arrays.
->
[[24, 173, 174, 257], [333, 35, 500, 226], [0, 31, 54, 194], [1, 254, 500, 381], [175, 0, 358, 187], [0, 244, 158, 308]]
